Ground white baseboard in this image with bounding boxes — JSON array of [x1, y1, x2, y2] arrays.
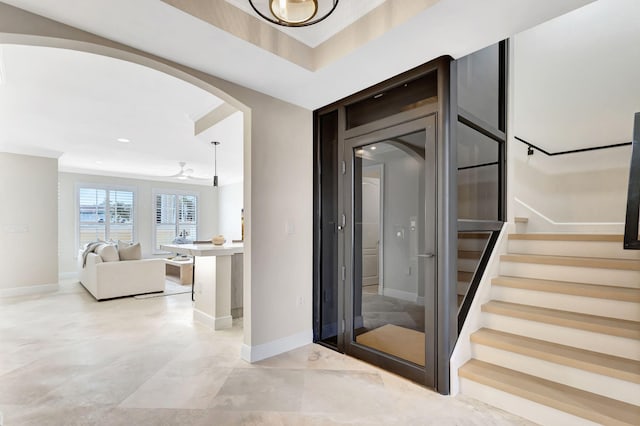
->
[[383, 288, 418, 303], [241, 328, 313, 363], [193, 309, 233, 330], [59, 272, 79, 280], [0, 283, 59, 298], [193, 309, 214, 328], [214, 315, 233, 330]]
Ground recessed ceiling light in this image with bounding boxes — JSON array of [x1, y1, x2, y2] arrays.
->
[[116, 138, 130, 143], [370, 146, 377, 150], [356, 149, 364, 155]]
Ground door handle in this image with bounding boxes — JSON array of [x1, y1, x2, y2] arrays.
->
[[417, 253, 435, 258]]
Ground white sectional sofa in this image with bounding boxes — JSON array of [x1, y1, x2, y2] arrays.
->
[[79, 251, 165, 301]]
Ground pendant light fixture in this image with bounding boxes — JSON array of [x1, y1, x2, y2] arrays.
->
[[211, 141, 220, 187], [248, 0, 339, 27]]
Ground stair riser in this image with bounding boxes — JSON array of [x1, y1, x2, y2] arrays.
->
[[458, 239, 489, 251], [490, 286, 640, 321], [500, 262, 640, 288], [457, 281, 470, 296], [471, 344, 640, 405], [459, 378, 600, 426], [508, 240, 640, 260], [458, 259, 480, 273], [482, 313, 640, 360]]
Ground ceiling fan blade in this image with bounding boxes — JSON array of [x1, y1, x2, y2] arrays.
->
[[163, 161, 188, 178], [187, 175, 211, 181]]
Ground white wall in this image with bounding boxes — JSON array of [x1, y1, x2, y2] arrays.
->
[[511, 150, 631, 226], [218, 182, 243, 242], [380, 152, 420, 298], [0, 153, 58, 292], [245, 97, 313, 351], [508, 0, 639, 230], [58, 172, 218, 275], [0, 6, 313, 363]]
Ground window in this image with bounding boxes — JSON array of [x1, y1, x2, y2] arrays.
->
[[154, 193, 198, 250], [78, 187, 135, 247]]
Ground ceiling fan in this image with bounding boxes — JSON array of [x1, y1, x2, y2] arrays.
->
[[167, 161, 209, 181]]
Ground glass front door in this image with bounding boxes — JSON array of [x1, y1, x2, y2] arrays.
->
[[344, 115, 437, 386]]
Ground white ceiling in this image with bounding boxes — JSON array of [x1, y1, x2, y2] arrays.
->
[[225, 0, 387, 48], [6, 0, 633, 183], [0, 45, 244, 185], [0, 0, 594, 110]]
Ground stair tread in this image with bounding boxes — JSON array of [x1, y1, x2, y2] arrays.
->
[[501, 253, 640, 271], [482, 300, 640, 340], [459, 250, 482, 260], [509, 233, 623, 242], [458, 232, 491, 240], [492, 276, 640, 302], [459, 359, 640, 425], [471, 328, 640, 383], [514, 217, 529, 223], [458, 271, 474, 282]]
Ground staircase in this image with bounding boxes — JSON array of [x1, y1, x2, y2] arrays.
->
[[458, 233, 640, 425], [458, 232, 490, 307]]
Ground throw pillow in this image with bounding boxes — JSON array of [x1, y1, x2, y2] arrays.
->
[[96, 243, 120, 262], [118, 242, 142, 261], [118, 240, 132, 249]]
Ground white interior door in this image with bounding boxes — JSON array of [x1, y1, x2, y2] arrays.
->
[[361, 175, 380, 287]]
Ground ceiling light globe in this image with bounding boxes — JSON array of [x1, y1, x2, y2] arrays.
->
[[270, 0, 318, 24]]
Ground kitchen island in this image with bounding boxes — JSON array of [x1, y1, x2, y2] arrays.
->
[[161, 242, 243, 330]]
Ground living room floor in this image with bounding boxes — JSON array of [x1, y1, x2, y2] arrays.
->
[[0, 281, 532, 426]]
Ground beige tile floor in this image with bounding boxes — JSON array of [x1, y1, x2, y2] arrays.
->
[[0, 281, 533, 426]]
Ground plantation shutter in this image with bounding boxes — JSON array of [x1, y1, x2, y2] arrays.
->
[[155, 194, 177, 249], [109, 190, 134, 242], [177, 195, 197, 241], [154, 193, 198, 250], [79, 188, 106, 246], [78, 187, 135, 247]]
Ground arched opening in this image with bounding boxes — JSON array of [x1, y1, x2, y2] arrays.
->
[[0, 35, 254, 352]]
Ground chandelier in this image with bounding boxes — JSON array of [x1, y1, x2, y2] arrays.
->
[[248, 0, 339, 27]]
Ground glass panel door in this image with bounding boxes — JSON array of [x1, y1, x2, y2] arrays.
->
[[344, 115, 437, 386]]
